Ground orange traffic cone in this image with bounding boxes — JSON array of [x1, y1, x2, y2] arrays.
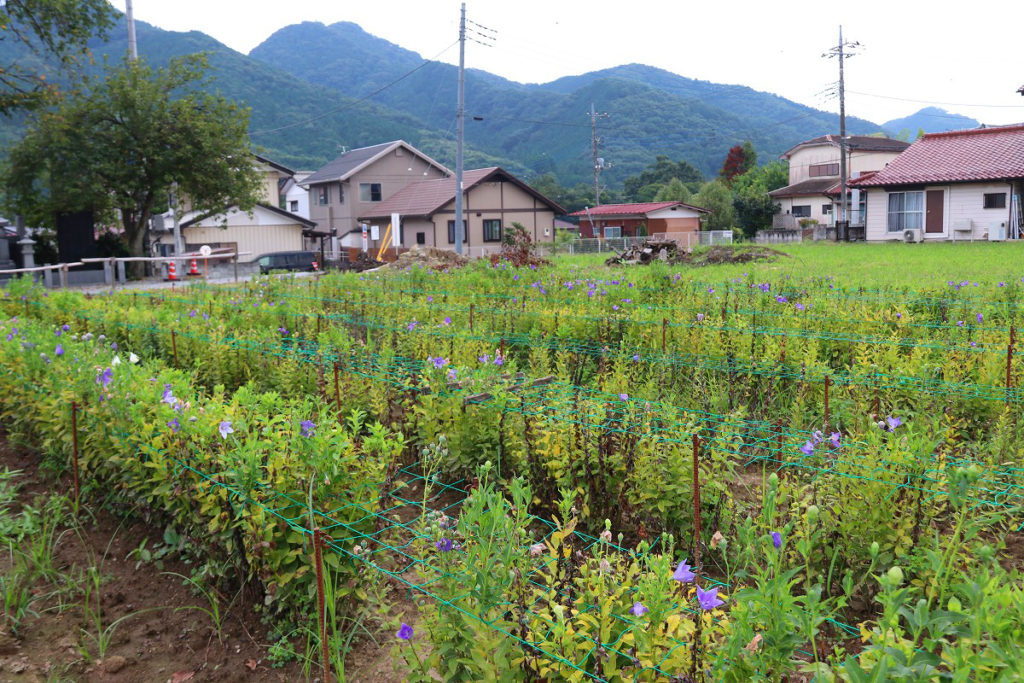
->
[[188, 259, 200, 276], [167, 260, 178, 281]]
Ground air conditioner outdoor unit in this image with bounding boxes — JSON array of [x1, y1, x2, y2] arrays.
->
[[903, 229, 921, 243]]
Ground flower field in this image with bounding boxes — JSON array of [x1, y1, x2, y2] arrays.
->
[[1, 243, 1023, 682]]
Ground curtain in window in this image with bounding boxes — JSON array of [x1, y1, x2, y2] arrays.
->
[[904, 192, 923, 229], [888, 193, 904, 231]]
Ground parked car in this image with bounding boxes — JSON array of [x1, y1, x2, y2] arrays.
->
[[256, 251, 317, 274]]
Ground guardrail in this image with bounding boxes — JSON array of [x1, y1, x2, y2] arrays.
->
[[0, 262, 85, 288], [1, 253, 252, 291]]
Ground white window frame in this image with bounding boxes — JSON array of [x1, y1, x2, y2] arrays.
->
[[886, 191, 924, 232], [289, 200, 299, 212], [603, 226, 622, 238], [359, 183, 383, 203]]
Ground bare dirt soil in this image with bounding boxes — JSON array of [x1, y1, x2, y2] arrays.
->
[[0, 438, 405, 683]]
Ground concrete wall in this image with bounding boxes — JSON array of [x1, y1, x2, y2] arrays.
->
[[775, 196, 834, 227], [307, 147, 447, 236], [865, 181, 1016, 241]]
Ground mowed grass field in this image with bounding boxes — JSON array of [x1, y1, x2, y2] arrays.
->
[[565, 240, 1024, 287]]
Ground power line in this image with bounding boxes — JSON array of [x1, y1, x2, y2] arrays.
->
[[249, 41, 459, 136], [847, 91, 1024, 109]]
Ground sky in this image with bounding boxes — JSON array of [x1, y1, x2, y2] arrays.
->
[[109, 0, 1024, 127]]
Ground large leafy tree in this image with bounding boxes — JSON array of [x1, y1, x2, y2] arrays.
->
[[654, 178, 693, 204], [0, 0, 115, 112], [622, 156, 703, 201], [694, 180, 735, 231], [730, 160, 788, 237], [4, 54, 264, 264]]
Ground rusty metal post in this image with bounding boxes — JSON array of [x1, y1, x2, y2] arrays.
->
[[333, 362, 342, 422], [1008, 325, 1016, 406], [692, 433, 701, 573], [71, 401, 80, 509], [824, 374, 831, 431], [469, 303, 474, 332], [171, 330, 178, 369], [313, 529, 332, 683]]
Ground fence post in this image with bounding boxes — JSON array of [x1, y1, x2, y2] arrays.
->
[[824, 374, 831, 431], [59, 264, 69, 289], [171, 330, 178, 369], [233, 254, 239, 283], [313, 528, 332, 683], [333, 361, 342, 423]]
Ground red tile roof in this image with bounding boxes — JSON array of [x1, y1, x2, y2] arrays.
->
[[567, 201, 708, 217], [856, 125, 1024, 187]]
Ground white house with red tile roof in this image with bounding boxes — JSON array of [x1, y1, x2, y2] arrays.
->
[[851, 125, 1024, 242], [769, 135, 910, 228]]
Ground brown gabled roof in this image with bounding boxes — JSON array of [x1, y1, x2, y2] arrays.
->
[[855, 124, 1024, 187], [254, 154, 296, 177], [304, 141, 450, 186], [358, 167, 566, 219], [768, 178, 840, 198], [780, 135, 910, 159]]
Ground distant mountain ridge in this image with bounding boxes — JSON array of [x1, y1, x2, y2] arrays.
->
[[882, 107, 981, 135], [248, 21, 887, 184]]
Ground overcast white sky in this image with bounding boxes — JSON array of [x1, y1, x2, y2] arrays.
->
[[110, 0, 1024, 127]]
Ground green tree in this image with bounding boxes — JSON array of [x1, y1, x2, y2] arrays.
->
[[693, 180, 735, 231], [733, 189, 780, 238], [3, 54, 263, 267], [623, 155, 703, 201], [0, 0, 115, 113], [916, 127, 926, 140], [731, 160, 789, 195], [740, 140, 758, 174], [654, 178, 693, 203]]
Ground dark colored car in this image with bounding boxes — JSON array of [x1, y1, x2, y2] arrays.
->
[[257, 251, 317, 275]]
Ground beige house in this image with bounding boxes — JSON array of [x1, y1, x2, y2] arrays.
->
[[358, 167, 564, 253], [851, 124, 1024, 242], [303, 141, 450, 245], [154, 154, 321, 261], [769, 135, 910, 228]]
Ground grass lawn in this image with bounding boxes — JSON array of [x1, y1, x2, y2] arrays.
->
[[556, 241, 1024, 288]]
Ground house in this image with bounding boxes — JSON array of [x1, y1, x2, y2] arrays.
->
[[568, 202, 709, 239], [179, 204, 318, 261], [768, 135, 910, 229], [850, 124, 1024, 242], [282, 172, 312, 219], [153, 154, 322, 261], [358, 167, 564, 252], [303, 141, 450, 247]]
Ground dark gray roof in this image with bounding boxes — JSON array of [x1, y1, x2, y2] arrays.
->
[[304, 142, 396, 185], [768, 178, 839, 198]]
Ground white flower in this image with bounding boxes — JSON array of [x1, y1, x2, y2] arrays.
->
[[129, 352, 140, 364], [111, 355, 121, 366]]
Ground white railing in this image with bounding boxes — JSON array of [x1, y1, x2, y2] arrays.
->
[[756, 230, 803, 244]]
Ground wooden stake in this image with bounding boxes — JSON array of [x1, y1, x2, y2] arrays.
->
[[692, 434, 701, 573], [333, 362, 342, 422], [71, 401, 80, 509], [313, 529, 332, 683], [1008, 325, 1016, 406], [662, 317, 668, 353], [824, 375, 831, 431], [469, 303, 474, 332], [171, 330, 178, 369]]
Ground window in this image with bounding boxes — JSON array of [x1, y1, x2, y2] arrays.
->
[[887, 191, 924, 232], [984, 193, 1007, 209], [792, 206, 811, 218], [483, 219, 502, 242], [337, 183, 344, 204], [289, 200, 299, 213], [359, 183, 382, 202], [809, 163, 840, 178], [822, 204, 832, 214], [603, 226, 622, 238], [447, 220, 467, 243], [316, 186, 329, 206], [416, 232, 426, 245]]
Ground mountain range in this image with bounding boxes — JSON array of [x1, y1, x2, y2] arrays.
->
[[881, 107, 981, 136], [0, 16, 987, 190]]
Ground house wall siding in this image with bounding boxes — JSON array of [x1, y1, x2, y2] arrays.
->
[[788, 146, 902, 185], [436, 181, 556, 249], [182, 224, 304, 262], [307, 147, 447, 235], [865, 182, 1016, 241]]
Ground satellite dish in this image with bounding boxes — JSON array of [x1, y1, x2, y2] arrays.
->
[[199, 245, 212, 257]]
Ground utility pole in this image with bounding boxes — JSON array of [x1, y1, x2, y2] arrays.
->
[[824, 27, 860, 241], [454, 3, 466, 254], [126, 0, 138, 61], [170, 185, 182, 256], [588, 102, 610, 206]]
